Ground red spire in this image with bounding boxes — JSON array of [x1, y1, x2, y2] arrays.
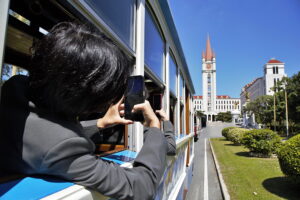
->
[[205, 35, 213, 60], [204, 35, 215, 61]]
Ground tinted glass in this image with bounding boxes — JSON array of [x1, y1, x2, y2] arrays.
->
[[169, 56, 177, 95], [145, 7, 164, 80], [180, 75, 184, 101], [1, 64, 28, 82], [84, 0, 135, 49]]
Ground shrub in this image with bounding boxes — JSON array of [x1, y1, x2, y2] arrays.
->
[[221, 127, 236, 140], [277, 134, 300, 183], [227, 128, 249, 145], [242, 129, 281, 156]]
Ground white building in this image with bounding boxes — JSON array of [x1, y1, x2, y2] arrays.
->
[[194, 36, 241, 122], [240, 58, 287, 127], [264, 59, 286, 95]]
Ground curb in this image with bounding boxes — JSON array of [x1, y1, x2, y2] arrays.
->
[[209, 139, 230, 200]]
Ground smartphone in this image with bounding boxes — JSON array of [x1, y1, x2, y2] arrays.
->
[[125, 76, 145, 122]]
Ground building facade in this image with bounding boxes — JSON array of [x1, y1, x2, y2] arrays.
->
[[194, 36, 241, 122], [240, 58, 287, 127], [264, 59, 286, 95]]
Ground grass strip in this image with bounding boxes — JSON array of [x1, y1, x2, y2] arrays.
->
[[210, 137, 299, 200]]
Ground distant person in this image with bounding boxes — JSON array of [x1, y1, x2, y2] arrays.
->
[[0, 22, 169, 200]]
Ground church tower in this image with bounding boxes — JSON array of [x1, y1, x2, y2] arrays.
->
[[202, 35, 217, 121]]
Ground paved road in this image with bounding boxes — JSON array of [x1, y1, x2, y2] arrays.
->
[[186, 122, 235, 200]]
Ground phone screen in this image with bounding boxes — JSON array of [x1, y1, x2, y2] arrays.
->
[[127, 77, 144, 95], [125, 76, 145, 121]]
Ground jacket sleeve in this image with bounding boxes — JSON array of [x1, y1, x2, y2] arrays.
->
[[80, 120, 100, 138], [162, 121, 176, 156], [40, 127, 168, 200]]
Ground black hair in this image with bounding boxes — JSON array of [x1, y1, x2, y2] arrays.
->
[[29, 22, 133, 119]]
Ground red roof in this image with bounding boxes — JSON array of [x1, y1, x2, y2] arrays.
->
[[194, 95, 238, 99], [194, 96, 203, 99], [267, 59, 283, 64], [243, 77, 262, 89], [217, 95, 230, 99]]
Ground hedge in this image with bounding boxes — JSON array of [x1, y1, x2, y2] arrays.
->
[[242, 129, 281, 157], [227, 128, 249, 145], [277, 134, 300, 183], [221, 127, 236, 140]]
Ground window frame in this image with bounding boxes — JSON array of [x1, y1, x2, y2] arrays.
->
[[169, 50, 178, 99]]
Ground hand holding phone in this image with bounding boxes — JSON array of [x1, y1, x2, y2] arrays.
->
[[132, 101, 160, 128], [125, 76, 145, 122], [97, 97, 133, 128], [155, 109, 169, 121]]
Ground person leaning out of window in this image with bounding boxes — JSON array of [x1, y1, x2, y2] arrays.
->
[[0, 21, 172, 200]]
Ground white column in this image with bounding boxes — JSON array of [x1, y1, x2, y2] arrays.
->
[[176, 65, 180, 136], [202, 72, 207, 112], [164, 43, 170, 117], [129, 0, 145, 152], [182, 78, 186, 134], [190, 95, 193, 135], [0, 0, 10, 86]]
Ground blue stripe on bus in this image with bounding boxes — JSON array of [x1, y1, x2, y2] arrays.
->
[[0, 150, 137, 199], [0, 177, 73, 200], [100, 150, 137, 165]]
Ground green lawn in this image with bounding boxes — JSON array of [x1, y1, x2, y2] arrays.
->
[[210, 138, 300, 200]]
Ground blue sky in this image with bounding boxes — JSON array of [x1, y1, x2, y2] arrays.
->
[[169, 0, 300, 97]]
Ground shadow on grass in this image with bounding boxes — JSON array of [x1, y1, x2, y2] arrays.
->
[[235, 151, 251, 157], [262, 177, 300, 200]]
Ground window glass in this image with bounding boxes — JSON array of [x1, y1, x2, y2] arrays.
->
[[180, 104, 184, 134], [169, 96, 178, 136], [144, 7, 164, 80], [1, 64, 28, 82], [207, 73, 211, 83], [179, 75, 184, 102], [83, 0, 135, 49], [169, 55, 177, 96]]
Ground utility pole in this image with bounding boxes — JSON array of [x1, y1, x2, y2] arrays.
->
[[285, 86, 289, 138], [273, 89, 276, 132]]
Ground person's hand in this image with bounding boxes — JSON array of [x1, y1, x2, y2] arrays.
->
[[155, 109, 169, 121], [132, 100, 160, 128], [97, 97, 133, 128]]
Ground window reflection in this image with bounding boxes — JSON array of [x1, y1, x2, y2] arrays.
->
[[83, 0, 135, 49], [1, 64, 28, 83], [145, 7, 164, 81], [169, 55, 177, 96], [180, 75, 184, 101], [169, 96, 178, 136]]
